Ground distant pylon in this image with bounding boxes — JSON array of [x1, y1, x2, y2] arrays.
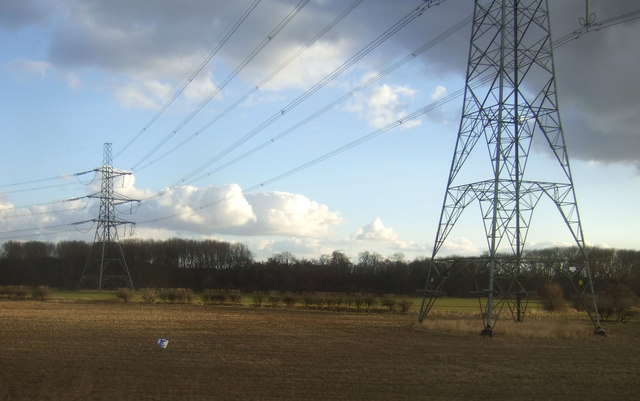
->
[[79, 143, 138, 290], [418, 0, 603, 335]]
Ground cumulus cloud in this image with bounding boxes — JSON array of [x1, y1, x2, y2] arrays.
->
[[252, 237, 332, 261], [242, 191, 343, 237], [346, 83, 421, 129], [113, 178, 342, 238], [112, 79, 172, 110], [1, 0, 638, 257], [0, 176, 344, 244], [0, 194, 85, 241], [352, 217, 400, 242], [438, 236, 481, 257], [257, 39, 353, 91], [183, 72, 220, 104], [351, 218, 425, 254], [430, 85, 447, 101], [129, 183, 255, 233]]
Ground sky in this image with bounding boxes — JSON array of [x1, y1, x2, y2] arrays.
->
[[0, 0, 638, 262]]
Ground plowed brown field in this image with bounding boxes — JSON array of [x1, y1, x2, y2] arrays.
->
[[0, 301, 638, 400]]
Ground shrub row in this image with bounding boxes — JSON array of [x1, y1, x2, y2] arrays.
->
[[0, 286, 412, 313], [201, 289, 242, 305], [117, 288, 197, 304], [0, 285, 51, 301], [249, 291, 412, 313]]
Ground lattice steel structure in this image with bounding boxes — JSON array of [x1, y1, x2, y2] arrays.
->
[[79, 143, 137, 290], [418, 0, 603, 335]]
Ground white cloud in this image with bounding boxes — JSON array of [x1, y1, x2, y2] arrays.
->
[[346, 83, 421, 129], [0, 174, 343, 245], [183, 72, 219, 104], [257, 39, 352, 91], [114, 178, 342, 238], [438, 237, 481, 257], [430, 85, 447, 100], [138, 183, 256, 232], [252, 237, 331, 261], [112, 79, 172, 110], [0, 194, 81, 240], [352, 217, 400, 242], [243, 191, 343, 237], [350, 218, 426, 256]]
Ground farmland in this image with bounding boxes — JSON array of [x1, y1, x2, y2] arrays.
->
[[0, 300, 638, 400]]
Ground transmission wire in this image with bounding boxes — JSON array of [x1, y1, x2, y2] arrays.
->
[[170, 0, 447, 187], [5, 5, 637, 239], [188, 15, 472, 185], [114, 0, 262, 159], [135, 0, 366, 172], [0, 169, 95, 190], [132, 76, 489, 227], [129, 0, 311, 170], [129, 14, 622, 226]]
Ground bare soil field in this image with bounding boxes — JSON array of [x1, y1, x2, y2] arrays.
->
[[0, 301, 638, 401]]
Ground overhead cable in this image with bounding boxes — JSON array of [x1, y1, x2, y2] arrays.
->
[[554, 8, 640, 48], [171, 0, 447, 187], [0, 169, 95, 190], [133, 76, 490, 227], [129, 0, 311, 170], [114, 0, 262, 159], [187, 15, 472, 185], [135, 0, 366, 172], [120, 2, 461, 205]]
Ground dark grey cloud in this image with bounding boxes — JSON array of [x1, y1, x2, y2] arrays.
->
[[47, 0, 238, 75], [390, 0, 640, 170], [4, 0, 638, 168], [43, 0, 347, 78], [542, 1, 638, 169], [0, 0, 51, 31]]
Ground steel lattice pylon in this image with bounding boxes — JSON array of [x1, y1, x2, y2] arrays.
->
[[79, 143, 137, 290], [418, 0, 603, 335]]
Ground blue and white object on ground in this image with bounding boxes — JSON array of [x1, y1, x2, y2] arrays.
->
[[157, 338, 169, 348]]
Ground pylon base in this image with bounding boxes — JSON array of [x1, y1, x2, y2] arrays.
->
[[481, 327, 493, 337], [594, 327, 606, 336]]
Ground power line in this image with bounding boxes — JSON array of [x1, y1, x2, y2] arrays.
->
[[170, 0, 447, 187], [132, 76, 482, 227], [114, 0, 262, 159], [0, 201, 88, 221], [129, 0, 311, 170], [187, 14, 472, 185], [0, 169, 95, 190], [554, 8, 640, 48], [116, 8, 589, 208], [134, 0, 366, 172], [125, 0, 456, 206], [2, 5, 636, 241]]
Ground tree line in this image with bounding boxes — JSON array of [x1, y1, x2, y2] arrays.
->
[[0, 239, 639, 300]]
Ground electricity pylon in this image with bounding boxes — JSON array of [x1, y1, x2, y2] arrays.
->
[[79, 143, 138, 290], [418, 0, 603, 335]]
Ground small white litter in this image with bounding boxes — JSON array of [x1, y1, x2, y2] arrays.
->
[[157, 338, 169, 349]]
